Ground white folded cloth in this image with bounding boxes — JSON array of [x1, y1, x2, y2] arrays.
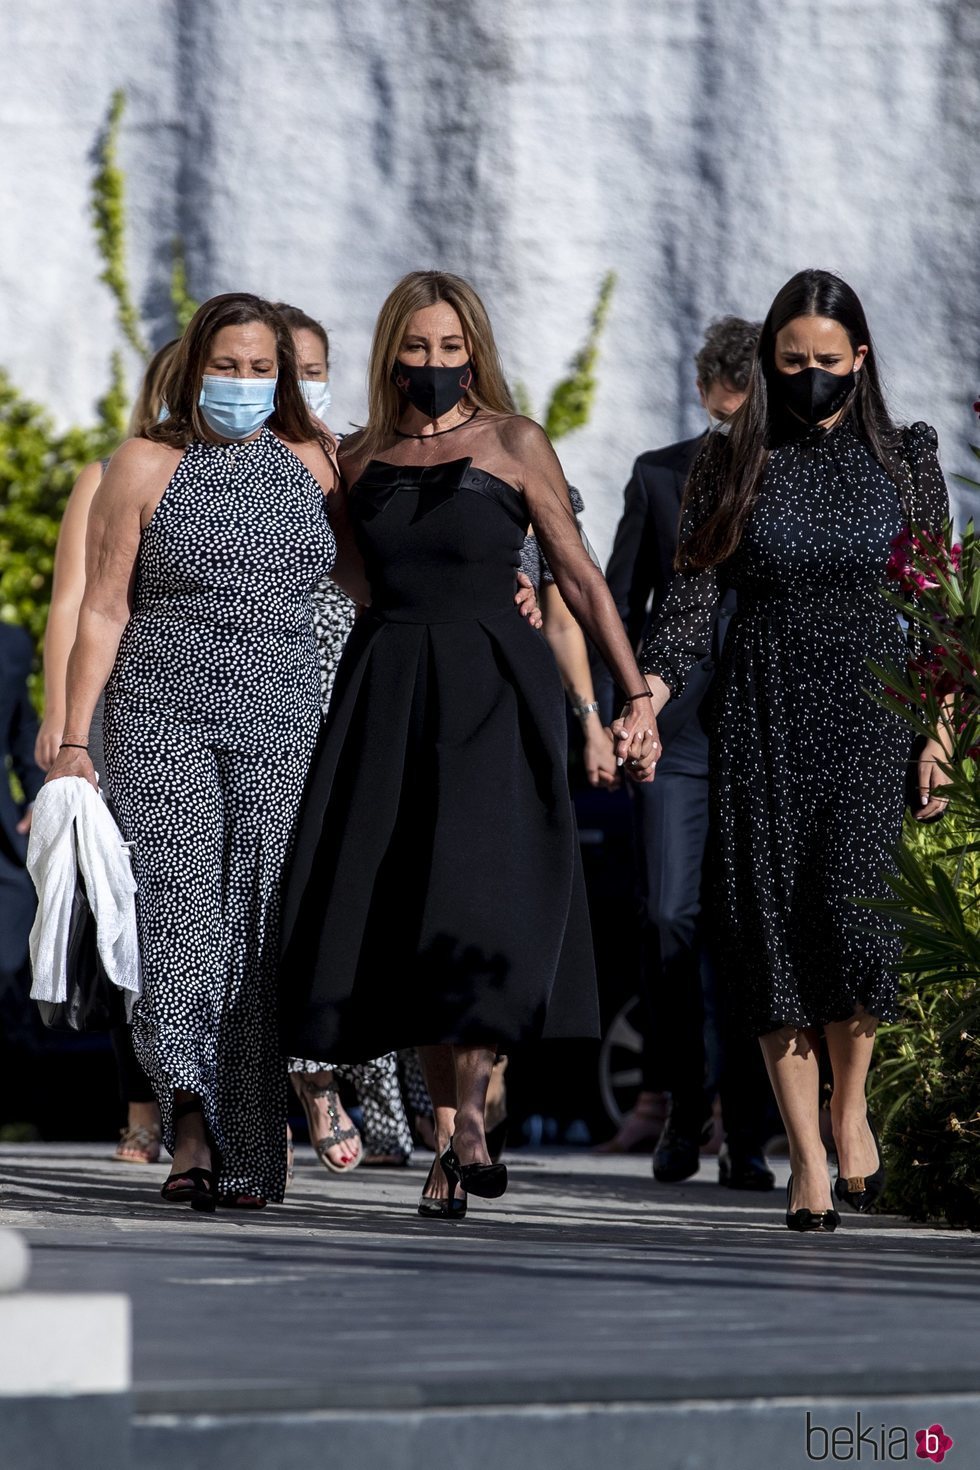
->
[[26, 777, 141, 1005]]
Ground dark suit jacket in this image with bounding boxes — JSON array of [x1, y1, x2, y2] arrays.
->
[[1, 623, 43, 967], [596, 433, 734, 750]]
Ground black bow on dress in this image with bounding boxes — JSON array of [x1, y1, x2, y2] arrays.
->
[[351, 457, 473, 522]]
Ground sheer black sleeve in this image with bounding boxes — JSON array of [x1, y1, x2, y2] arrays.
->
[[507, 419, 649, 698], [639, 439, 720, 696], [901, 422, 951, 535]]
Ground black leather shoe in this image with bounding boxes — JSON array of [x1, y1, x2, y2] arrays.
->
[[651, 1107, 714, 1183], [417, 1158, 466, 1220], [834, 1114, 886, 1213], [718, 1143, 776, 1191], [786, 1176, 840, 1233]]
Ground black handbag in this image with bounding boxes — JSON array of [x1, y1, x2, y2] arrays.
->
[[36, 842, 130, 1033]]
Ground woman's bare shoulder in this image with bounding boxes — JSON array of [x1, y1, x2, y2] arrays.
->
[[491, 413, 551, 456], [105, 436, 183, 479]]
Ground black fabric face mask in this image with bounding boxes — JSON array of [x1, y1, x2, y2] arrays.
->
[[774, 365, 857, 426], [391, 360, 475, 419]]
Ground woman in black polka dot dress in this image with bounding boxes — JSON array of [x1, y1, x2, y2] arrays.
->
[[639, 270, 950, 1231], [44, 294, 345, 1209]]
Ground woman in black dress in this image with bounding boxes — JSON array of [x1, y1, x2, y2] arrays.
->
[[280, 270, 656, 1217], [639, 270, 950, 1231]]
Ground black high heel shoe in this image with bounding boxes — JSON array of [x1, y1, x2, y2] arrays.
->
[[785, 1175, 840, 1233], [417, 1158, 467, 1220], [440, 1138, 508, 1200], [834, 1114, 886, 1213], [160, 1098, 217, 1214]]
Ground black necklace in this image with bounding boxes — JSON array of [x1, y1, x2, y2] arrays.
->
[[394, 409, 480, 440]]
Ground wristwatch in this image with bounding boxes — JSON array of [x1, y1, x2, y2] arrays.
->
[[573, 700, 600, 721]]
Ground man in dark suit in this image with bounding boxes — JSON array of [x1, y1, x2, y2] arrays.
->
[[597, 317, 775, 1189], [0, 623, 44, 997]]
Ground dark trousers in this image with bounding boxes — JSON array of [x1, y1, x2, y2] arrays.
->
[[631, 734, 772, 1148], [110, 1025, 157, 1107]]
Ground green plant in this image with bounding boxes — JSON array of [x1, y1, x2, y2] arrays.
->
[[0, 87, 158, 703], [91, 89, 148, 361], [0, 372, 119, 708], [860, 432, 980, 1229], [514, 271, 616, 442], [170, 237, 199, 333]]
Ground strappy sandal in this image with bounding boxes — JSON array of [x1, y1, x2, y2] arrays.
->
[[114, 1122, 162, 1165], [160, 1099, 217, 1213], [292, 1073, 362, 1174]]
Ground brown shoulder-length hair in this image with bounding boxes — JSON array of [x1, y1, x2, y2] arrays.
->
[[128, 338, 180, 436], [678, 268, 902, 571], [355, 270, 516, 460], [144, 293, 318, 447], [273, 303, 330, 374]]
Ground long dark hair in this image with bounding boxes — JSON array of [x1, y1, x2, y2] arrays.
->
[[679, 269, 901, 570], [145, 293, 318, 447]]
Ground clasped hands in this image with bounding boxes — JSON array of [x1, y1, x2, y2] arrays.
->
[[610, 689, 660, 784]]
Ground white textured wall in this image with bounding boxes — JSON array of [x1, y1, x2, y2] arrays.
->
[[2, 0, 978, 559]]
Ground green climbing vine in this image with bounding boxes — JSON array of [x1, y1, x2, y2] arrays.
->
[[170, 237, 199, 333], [514, 271, 616, 442], [90, 89, 149, 361]]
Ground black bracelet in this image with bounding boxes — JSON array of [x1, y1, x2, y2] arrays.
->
[[623, 690, 653, 703], [60, 742, 89, 751]]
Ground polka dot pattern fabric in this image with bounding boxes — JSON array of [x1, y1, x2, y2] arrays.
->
[[642, 417, 949, 1037], [292, 578, 415, 1162], [104, 428, 335, 1201]]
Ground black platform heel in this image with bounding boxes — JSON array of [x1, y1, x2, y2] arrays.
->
[[834, 1114, 886, 1213], [160, 1098, 217, 1214], [417, 1158, 467, 1220], [441, 1137, 508, 1200], [785, 1175, 840, 1233]]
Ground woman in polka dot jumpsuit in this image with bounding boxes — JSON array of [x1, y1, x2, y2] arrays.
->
[[43, 294, 345, 1208], [639, 271, 950, 1230]]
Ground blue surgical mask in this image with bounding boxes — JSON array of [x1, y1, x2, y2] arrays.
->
[[198, 375, 277, 440], [300, 379, 332, 420]]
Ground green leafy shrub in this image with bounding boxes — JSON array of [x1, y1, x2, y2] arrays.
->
[[861, 445, 980, 1229], [0, 373, 119, 708], [0, 87, 189, 708]]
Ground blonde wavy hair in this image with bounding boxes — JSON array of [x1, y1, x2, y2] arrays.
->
[[356, 270, 515, 460], [128, 338, 180, 436]]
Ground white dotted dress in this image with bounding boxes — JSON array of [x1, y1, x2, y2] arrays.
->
[[642, 417, 949, 1036], [103, 428, 335, 1201]]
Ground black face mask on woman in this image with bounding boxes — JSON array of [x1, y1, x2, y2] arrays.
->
[[774, 365, 857, 426], [391, 360, 475, 420]]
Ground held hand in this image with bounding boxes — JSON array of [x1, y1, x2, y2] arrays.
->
[[584, 727, 619, 789], [514, 572, 543, 630], [44, 746, 99, 792], [35, 717, 64, 772], [610, 694, 660, 784], [915, 737, 951, 821], [16, 806, 34, 836]]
